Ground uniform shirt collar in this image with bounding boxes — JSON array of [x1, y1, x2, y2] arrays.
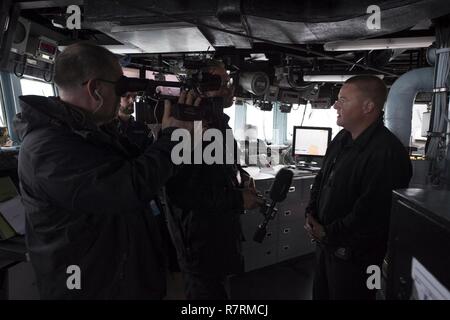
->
[[339, 114, 384, 150]]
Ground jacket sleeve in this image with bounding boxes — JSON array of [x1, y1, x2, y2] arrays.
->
[[305, 169, 323, 217], [323, 148, 412, 246], [305, 129, 345, 218], [22, 128, 180, 216]]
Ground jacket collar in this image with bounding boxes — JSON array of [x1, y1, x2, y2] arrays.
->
[[16, 95, 132, 157]]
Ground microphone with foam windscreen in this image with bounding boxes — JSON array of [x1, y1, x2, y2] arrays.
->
[[253, 168, 294, 243]]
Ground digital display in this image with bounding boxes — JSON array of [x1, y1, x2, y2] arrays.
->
[[157, 86, 181, 97], [39, 41, 57, 56], [292, 126, 331, 157]]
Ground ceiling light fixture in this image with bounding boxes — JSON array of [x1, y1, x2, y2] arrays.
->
[[324, 37, 435, 51], [303, 74, 384, 82]]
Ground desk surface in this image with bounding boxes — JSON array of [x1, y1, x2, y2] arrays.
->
[[243, 165, 316, 180], [393, 188, 450, 226]]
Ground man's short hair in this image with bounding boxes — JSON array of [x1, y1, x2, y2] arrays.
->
[[345, 75, 388, 110], [54, 42, 119, 90]]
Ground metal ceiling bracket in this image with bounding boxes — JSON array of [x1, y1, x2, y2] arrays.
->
[[217, 0, 252, 48]]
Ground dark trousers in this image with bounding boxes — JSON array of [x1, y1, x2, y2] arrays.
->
[[182, 272, 228, 300], [312, 245, 381, 300]]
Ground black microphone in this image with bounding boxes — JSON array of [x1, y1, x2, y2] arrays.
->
[[269, 167, 294, 202], [253, 168, 294, 243]]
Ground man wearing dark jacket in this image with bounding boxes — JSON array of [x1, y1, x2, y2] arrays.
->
[[13, 42, 196, 299], [116, 91, 153, 150], [165, 63, 264, 299], [305, 75, 412, 300]]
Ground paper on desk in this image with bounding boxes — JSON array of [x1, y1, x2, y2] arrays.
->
[[410, 257, 450, 300], [254, 172, 275, 180], [242, 167, 274, 180], [0, 196, 25, 235], [242, 166, 260, 177], [271, 165, 287, 174], [259, 166, 276, 175]]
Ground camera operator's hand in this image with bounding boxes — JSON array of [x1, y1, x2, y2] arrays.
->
[[242, 182, 265, 210], [242, 178, 265, 209], [162, 90, 202, 131], [181, 89, 202, 107], [242, 176, 256, 190]]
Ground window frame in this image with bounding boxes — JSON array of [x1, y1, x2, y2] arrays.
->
[[0, 80, 7, 128]]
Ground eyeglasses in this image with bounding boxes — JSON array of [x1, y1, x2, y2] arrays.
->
[[81, 78, 126, 96], [81, 78, 119, 86]]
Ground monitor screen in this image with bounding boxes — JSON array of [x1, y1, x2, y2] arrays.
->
[[292, 126, 332, 157]]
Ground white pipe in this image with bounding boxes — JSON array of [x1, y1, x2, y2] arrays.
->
[[385, 67, 435, 146]]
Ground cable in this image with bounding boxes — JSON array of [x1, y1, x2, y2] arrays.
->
[[153, 100, 160, 124], [13, 61, 25, 78], [147, 96, 161, 125], [126, 3, 398, 78], [300, 103, 307, 126], [348, 53, 369, 72], [425, 18, 450, 186], [43, 65, 54, 82]]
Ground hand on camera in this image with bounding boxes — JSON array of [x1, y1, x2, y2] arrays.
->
[[162, 89, 202, 132]]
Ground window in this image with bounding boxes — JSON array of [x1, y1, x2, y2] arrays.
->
[[20, 77, 55, 96], [286, 104, 307, 141], [223, 104, 235, 132], [286, 103, 341, 142], [123, 67, 140, 78], [245, 101, 273, 143], [411, 103, 429, 150]]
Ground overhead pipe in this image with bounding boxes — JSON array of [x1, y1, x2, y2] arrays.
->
[[385, 67, 435, 146]]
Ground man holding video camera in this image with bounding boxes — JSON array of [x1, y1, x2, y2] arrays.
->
[[165, 61, 264, 299], [14, 42, 198, 299]]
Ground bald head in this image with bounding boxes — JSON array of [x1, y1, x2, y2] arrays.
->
[[334, 75, 388, 139], [344, 75, 388, 111], [54, 43, 123, 125], [54, 42, 121, 91]]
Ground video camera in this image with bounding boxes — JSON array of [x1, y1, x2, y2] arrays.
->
[[116, 60, 231, 123]]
